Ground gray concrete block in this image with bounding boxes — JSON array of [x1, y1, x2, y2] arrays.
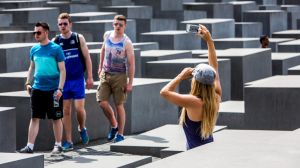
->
[[183, 2, 234, 19], [0, 14, 12, 27], [191, 49, 208, 58], [0, 43, 34, 73], [86, 42, 103, 49], [271, 52, 300, 75], [235, 22, 263, 37], [284, 0, 300, 5], [111, 124, 226, 158], [228, 1, 257, 22], [183, 10, 207, 21], [0, 0, 46, 9], [0, 7, 60, 31], [272, 30, 300, 39], [243, 10, 287, 36], [269, 38, 295, 52], [133, 42, 159, 51], [0, 153, 43, 168], [0, 71, 27, 92], [281, 5, 300, 29], [70, 12, 117, 22], [278, 39, 300, 52], [258, 4, 281, 10], [140, 129, 299, 168], [140, 31, 201, 50], [245, 75, 300, 130], [0, 90, 104, 150], [101, 6, 153, 19], [0, 31, 36, 43], [73, 19, 136, 42], [217, 101, 245, 129], [288, 65, 300, 75], [214, 38, 260, 49], [46, 155, 152, 168], [145, 58, 231, 101], [46, 1, 98, 13], [201, 48, 272, 100], [0, 107, 16, 152], [181, 19, 235, 41]]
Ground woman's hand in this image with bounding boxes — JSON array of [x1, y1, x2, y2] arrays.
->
[[178, 67, 194, 80]]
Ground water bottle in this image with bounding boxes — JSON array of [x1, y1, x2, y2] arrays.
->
[[53, 91, 59, 107]]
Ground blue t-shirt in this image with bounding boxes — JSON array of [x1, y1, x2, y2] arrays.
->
[[30, 41, 65, 91]]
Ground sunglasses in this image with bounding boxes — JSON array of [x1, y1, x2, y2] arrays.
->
[[33, 31, 42, 35], [113, 23, 124, 27], [58, 22, 68, 26]]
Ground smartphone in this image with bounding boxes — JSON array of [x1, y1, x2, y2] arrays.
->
[[186, 24, 200, 33]]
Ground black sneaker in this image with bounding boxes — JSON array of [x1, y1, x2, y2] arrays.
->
[[19, 146, 33, 153], [51, 145, 63, 155]]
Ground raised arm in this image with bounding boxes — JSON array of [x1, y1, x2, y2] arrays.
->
[[198, 25, 222, 98], [78, 34, 93, 89]]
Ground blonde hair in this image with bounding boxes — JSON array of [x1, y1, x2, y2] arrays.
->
[[58, 13, 71, 23], [180, 79, 218, 139]]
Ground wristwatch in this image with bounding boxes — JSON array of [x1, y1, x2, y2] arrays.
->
[[58, 88, 63, 92]]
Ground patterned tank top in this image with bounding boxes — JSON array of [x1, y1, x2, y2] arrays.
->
[[103, 31, 132, 74]]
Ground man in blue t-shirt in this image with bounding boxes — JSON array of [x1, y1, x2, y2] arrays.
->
[[19, 22, 66, 155]]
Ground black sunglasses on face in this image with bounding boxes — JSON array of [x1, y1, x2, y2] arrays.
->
[[113, 23, 124, 27], [58, 22, 68, 26], [33, 31, 42, 35]]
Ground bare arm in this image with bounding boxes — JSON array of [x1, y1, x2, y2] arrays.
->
[[198, 25, 222, 98], [79, 34, 93, 89], [160, 68, 202, 108], [98, 34, 106, 78], [125, 41, 135, 92], [56, 61, 66, 100], [25, 61, 35, 95]]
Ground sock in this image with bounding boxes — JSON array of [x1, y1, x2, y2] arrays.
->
[[55, 142, 62, 147], [27, 143, 34, 150]]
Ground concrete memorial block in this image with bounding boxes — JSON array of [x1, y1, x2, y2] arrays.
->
[[89, 0, 134, 6], [73, 19, 136, 42], [288, 65, 300, 75], [101, 6, 153, 19], [271, 52, 300, 75], [281, 5, 300, 29], [111, 124, 226, 158], [0, 43, 34, 73], [228, 1, 257, 22], [268, 38, 295, 52], [181, 19, 235, 41], [139, 129, 300, 168], [0, 0, 46, 9], [47, 155, 152, 168], [0, 7, 60, 31], [0, 107, 16, 152], [0, 14, 12, 27], [272, 30, 300, 39], [145, 58, 231, 101], [235, 22, 263, 37], [133, 42, 159, 51], [0, 90, 105, 150], [0, 31, 36, 43], [243, 10, 287, 36], [245, 75, 300, 130], [201, 48, 272, 100], [258, 5, 281, 10], [0, 71, 27, 92], [46, 1, 98, 13], [86, 42, 102, 49], [183, 10, 207, 21], [191, 49, 208, 58], [214, 38, 260, 49], [0, 153, 43, 168], [217, 101, 245, 129], [284, 0, 300, 5], [183, 2, 234, 19], [140, 31, 201, 50], [70, 12, 116, 22], [278, 39, 300, 52], [140, 50, 193, 76]]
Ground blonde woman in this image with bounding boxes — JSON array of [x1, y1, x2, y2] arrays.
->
[[160, 25, 222, 150]]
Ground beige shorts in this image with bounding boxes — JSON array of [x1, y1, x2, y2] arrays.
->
[[96, 72, 127, 105]]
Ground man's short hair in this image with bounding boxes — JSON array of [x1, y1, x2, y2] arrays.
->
[[35, 22, 50, 31], [260, 35, 268, 44], [58, 13, 71, 23], [114, 15, 127, 24]]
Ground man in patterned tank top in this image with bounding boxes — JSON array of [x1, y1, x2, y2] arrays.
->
[[97, 15, 135, 142]]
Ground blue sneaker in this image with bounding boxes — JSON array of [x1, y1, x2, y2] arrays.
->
[[114, 134, 124, 143], [107, 127, 118, 141], [79, 127, 89, 145], [62, 141, 73, 151]]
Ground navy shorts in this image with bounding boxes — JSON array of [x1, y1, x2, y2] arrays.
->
[[63, 78, 85, 100], [31, 89, 63, 120]]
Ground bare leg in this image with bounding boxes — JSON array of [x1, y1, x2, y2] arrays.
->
[[74, 99, 86, 130], [52, 119, 63, 143], [27, 118, 40, 144], [115, 104, 126, 135], [62, 99, 72, 142], [99, 100, 118, 127]]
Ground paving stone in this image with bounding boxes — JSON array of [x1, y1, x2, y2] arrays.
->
[[217, 101, 245, 129], [0, 153, 43, 168], [0, 107, 16, 152], [245, 75, 300, 130], [235, 22, 263, 37], [214, 38, 260, 49], [271, 52, 300, 75], [278, 39, 300, 52]]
